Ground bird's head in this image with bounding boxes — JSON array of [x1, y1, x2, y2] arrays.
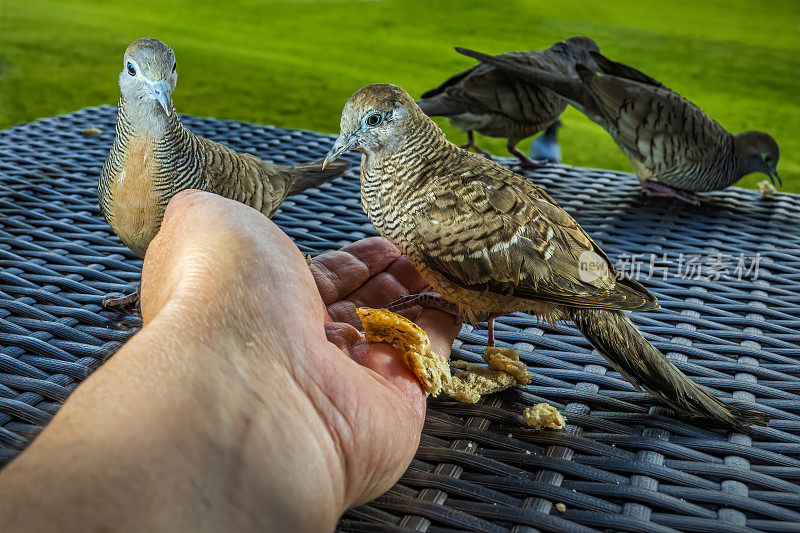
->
[[323, 84, 423, 169], [737, 131, 781, 187], [119, 38, 177, 116], [554, 36, 601, 70]]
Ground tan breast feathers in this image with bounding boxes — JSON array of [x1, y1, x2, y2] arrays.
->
[[107, 132, 163, 257]]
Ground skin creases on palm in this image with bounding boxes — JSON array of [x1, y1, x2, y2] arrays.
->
[[310, 236, 458, 357]]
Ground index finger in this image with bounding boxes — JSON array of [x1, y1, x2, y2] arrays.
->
[[310, 237, 401, 305]]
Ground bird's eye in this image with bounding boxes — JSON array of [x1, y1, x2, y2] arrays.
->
[[127, 62, 136, 76], [172, 62, 176, 73], [365, 112, 382, 127], [764, 154, 772, 162]]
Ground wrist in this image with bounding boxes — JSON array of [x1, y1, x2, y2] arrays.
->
[[150, 313, 347, 531]]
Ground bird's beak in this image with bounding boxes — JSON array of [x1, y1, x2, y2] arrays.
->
[[767, 167, 782, 188], [322, 133, 357, 170], [148, 80, 173, 116]]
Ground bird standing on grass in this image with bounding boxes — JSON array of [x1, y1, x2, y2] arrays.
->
[[456, 47, 781, 205], [98, 38, 349, 305], [322, 83, 769, 431], [417, 37, 600, 167]]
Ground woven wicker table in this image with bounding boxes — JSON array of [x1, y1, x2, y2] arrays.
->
[[1, 107, 798, 532]]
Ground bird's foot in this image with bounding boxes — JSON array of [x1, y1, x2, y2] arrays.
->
[[641, 181, 701, 206], [507, 144, 548, 169], [459, 142, 492, 158], [102, 283, 141, 309], [385, 292, 460, 318]]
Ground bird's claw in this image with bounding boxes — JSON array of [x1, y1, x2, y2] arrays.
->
[[385, 292, 460, 318], [102, 287, 141, 309], [641, 180, 701, 206], [459, 143, 492, 158]]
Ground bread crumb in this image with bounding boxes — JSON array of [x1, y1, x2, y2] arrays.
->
[[444, 361, 516, 403], [482, 347, 531, 384], [555, 503, 566, 512], [81, 127, 102, 136], [357, 308, 450, 396], [523, 403, 566, 430], [305, 254, 313, 266], [758, 180, 776, 198]]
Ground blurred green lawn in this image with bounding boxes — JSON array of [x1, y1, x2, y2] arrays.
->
[[1, 0, 797, 192]]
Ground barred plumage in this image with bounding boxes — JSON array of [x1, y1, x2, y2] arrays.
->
[[324, 83, 769, 431], [99, 39, 348, 258], [457, 47, 781, 203], [417, 37, 601, 166]]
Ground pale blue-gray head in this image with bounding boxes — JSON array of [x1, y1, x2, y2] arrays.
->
[[119, 38, 177, 116]]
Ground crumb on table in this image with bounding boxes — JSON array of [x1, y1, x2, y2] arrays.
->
[[523, 403, 566, 430], [757, 180, 776, 198], [81, 127, 102, 136], [482, 347, 531, 384], [444, 360, 516, 403], [555, 503, 566, 512]]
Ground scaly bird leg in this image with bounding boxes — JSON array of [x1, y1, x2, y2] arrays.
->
[[102, 282, 141, 309], [507, 140, 547, 168], [487, 314, 496, 348], [641, 180, 701, 206], [459, 131, 492, 158]]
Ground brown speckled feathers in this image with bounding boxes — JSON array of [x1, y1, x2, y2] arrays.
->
[[418, 37, 601, 155], [399, 148, 655, 312], [332, 83, 769, 431], [456, 47, 780, 193], [99, 102, 348, 257]]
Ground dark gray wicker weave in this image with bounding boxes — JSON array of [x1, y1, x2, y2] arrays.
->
[[0, 106, 798, 532]]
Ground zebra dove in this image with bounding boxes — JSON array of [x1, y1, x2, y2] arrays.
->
[[322, 83, 769, 432], [417, 37, 600, 167], [98, 38, 349, 305], [457, 47, 781, 205]]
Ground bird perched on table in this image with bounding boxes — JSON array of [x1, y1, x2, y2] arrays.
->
[[322, 83, 769, 432], [417, 37, 600, 167], [98, 38, 349, 304], [457, 47, 781, 205], [530, 120, 562, 164]]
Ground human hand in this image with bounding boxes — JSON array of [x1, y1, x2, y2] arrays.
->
[[0, 189, 459, 533], [139, 190, 460, 529]]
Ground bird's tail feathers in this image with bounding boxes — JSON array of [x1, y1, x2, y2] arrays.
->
[[589, 51, 665, 88], [287, 159, 350, 195], [567, 307, 770, 432]]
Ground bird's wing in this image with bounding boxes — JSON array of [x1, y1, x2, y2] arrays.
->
[[420, 65, 478, 99], [410, 153, 656, 311], [198, 136, 292, 217], [422, 51, 566, 121], [584, 71, 730, 165]]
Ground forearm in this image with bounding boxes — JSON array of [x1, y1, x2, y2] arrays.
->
[[0, 312, 343, 532]]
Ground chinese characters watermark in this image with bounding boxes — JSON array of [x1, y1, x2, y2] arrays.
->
[[613, 252, 762, 281]]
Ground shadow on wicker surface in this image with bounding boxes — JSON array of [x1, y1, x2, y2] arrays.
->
[[0, 106, 798, 532]]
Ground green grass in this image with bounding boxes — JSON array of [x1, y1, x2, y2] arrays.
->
[[1, 0, 797, 192]]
